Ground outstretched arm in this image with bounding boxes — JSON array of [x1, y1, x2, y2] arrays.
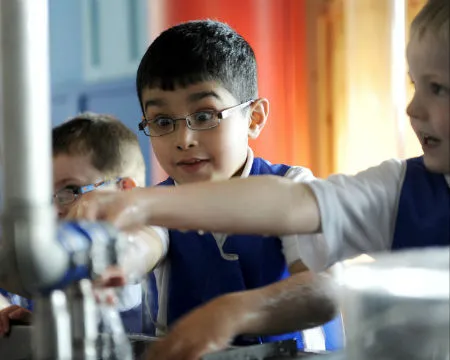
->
[[83, 175, 321, 235], [146, 271, 338, 360]]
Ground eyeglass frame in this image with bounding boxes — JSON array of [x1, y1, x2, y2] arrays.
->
[[138, 99, 255, 137], [53, 177, 123, 206]]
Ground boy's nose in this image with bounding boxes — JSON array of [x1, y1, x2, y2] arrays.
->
[[175, 122, 198, 150], [406, 93, 427, 122]]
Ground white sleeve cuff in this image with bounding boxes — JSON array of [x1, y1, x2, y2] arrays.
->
[[151, 226, 169, 259], [281, 233, 332, 272]]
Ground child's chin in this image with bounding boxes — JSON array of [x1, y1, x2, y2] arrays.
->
[[423, 155, 450, 174]]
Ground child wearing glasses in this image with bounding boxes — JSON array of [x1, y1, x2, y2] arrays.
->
[[0, 113, 165, 336], [131, 19, 343, 351]]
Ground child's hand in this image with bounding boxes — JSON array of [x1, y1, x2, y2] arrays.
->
[[66, 189, 150, 231], [0, 305, 32, 337], [93, 265, 127, 288], [64, 189, 114, 220], [65, 193, 147, 287], [146, 295, 243, 360]]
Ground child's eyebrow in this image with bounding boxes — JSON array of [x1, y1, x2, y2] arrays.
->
[[187, 91, 221, 103], [54, 177, 84, 189], [418, 72, 448, 82], [144, 91, 221, 111], [407, 71, 447, 82], [144, 98, 166, 111]]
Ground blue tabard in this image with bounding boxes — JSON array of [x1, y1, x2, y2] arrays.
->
[[158, 157, 344, 350], [392, 156, 450, 250]]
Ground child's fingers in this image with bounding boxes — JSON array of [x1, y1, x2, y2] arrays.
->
[[93, 288, 117, 305], [9, 308, 32, 323], [0, 305, 21, 337], [99, 275, 126, 288], [92, 266, 127, 288], [0, 310, 9, 337]]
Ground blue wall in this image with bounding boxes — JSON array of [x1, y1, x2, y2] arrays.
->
[[49, 0, 151, 184]]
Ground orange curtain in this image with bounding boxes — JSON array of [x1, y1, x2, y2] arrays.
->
[[148, 0, 311, 183]]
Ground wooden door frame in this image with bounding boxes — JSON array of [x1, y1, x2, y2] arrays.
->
[[305, 0, 343, 177]]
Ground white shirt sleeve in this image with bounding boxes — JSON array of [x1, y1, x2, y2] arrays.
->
[[281, 167, 329, 268], [151, 226, 170, 332], [117, 226, 169, 312], [0, 293, 11, 310], [301, 159, 406, 271], [152, 226, 169, 260]]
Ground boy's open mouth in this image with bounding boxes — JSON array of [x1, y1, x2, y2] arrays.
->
[[176, 158, 210, 174], [421, 133, 441, 147], [177, 158, 209, 166]]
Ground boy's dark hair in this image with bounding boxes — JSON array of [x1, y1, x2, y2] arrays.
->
[[52, 112, 146, 186], [136, 20, 258, 113]]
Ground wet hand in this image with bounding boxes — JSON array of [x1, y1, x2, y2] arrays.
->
[[92, 265, 127, 288], [65, 191, 148, 288], [66, 189, 149, 231], [147, 295, 243, 360]]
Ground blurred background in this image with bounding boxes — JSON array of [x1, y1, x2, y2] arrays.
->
[[48, 0, 425, 185]]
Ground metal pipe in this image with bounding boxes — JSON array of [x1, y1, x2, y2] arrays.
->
[[0, 2, 134, 358], [32, 292, 72, 360], [0, 0, 69, 292], [66, 280, 98, 360]]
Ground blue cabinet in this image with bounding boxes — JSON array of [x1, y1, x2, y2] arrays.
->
[[49, 0, 83, 86], [49, 0, 151, 184], [51, 89, 81, 126], [49, 0, 148, 87], [51, 80, 151, 186], [81, 0, 148, 82]]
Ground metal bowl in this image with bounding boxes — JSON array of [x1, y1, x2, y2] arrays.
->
[[339, 247, 450, 360]]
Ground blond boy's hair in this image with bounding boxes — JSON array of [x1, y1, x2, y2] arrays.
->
[[52, 112, 146, 187], [411, 0, 449, 41]]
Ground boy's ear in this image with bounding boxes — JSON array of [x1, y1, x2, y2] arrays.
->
[[118, 177, 137, 191], [248, 98, 269, 139]]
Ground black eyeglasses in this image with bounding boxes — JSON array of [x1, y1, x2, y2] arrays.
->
[[138, 100, 254, 137], [53, 178, 122, 206]]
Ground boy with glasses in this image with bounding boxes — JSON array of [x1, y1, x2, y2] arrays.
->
[[131, 19, 342, 350], [0, 113, 166, 336]]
